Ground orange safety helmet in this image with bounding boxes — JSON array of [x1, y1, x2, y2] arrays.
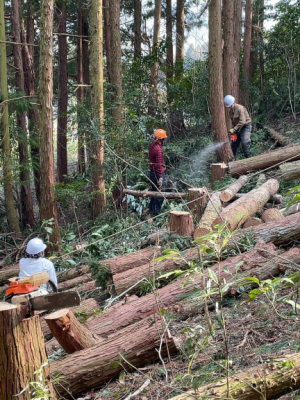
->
[[154, 129, 167, 139]]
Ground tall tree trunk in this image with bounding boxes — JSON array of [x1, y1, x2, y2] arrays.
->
[[0, 0, 21, 234], [11, 0, 36, 228], [258, 0, 265, 92], [166, 0, 173, 83], [38, 0, 61, 249], [134, 0, 141, 58], [82, 6, 90, 164], [223, 0, 235, 130], [240, 0, 253, 109], [232, 0, 242, 102], [77, 2, 85, 173], [21, 11, 41, 206], [175, 0, 185, 76], [209, 0, 233, 162], [148, 0, 161, 117], [90, 0, 106, 218], [109, 0, 123, 125], [57, 4, 68, 182], [103, 0, 111, 83]]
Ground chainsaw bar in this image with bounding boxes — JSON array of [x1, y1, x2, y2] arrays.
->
[[29, 291, 81, 311]]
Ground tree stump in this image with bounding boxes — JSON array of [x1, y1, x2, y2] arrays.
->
[[261, 208, 284, 223], [187, 187, 209, 220], [0, 302, 56, 400], [44, 308, 101, 354], [210, 163, 228, 186], [169, 211, 194, 236], [243, 217, 262, 228]]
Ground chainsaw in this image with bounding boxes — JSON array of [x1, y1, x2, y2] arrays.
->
[[4, 272, 80, 311]]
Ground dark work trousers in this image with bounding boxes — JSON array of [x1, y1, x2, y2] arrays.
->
[[149, 171, 166, 215], [231, 124, 251, 158]]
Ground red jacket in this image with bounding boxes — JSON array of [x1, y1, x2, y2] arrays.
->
[[149, 141, 166, 178]]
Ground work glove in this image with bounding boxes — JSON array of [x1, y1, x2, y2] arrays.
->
[[229, 128, 235, 134], [158, 177, 163, 189]]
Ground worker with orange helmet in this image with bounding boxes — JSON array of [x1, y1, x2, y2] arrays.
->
[[149, 128, 167, 215]]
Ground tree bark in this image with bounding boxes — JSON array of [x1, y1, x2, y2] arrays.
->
[[211, 163, 228, 185], [170, 211, 194, 236], [0, 0, 21, 234], [57, 4, 68, 182], [231, 211, 300, 246], [255, 172, 266, 187], [104, 247, 162, 275], [38, 0, 61, 249], [21, 13, 41, 206], [282, 203, 300, 216], [175, 0, 185, 75], [57, 264, 90, 283], [213, 179, 279, 231], [261, 208, 284, 223], [134, 0, 142, 58], [168, 352, 300, 400], [103, 0, 111, 82], [0, 302, 57, 399], [240, 0, 253, 108], [228, 144, 300, 176], [220, 175, 248, 202], [149, 0, 161, 116], [45, 309, 101, 354], [279, 160, 300, 182], [243, 217, 262, 228], [57, 274, 93, 291], [77, 1, 85, 173], [90, 0, 106, 218], [85, 242, 284, 337], [0, 265, 19, 285], [166, 0, 173, 82], [51, 317, 177, 397], [209, 0, 233, 162], [265, 126, 289, 146], [123, 188, 187, 199], [187, 188, 209, 221], [194, 192, 222, 239], [11, 0, 36, 228], [223, 0, 235, 129], [231, 192, 282, 204], [41, 298, 99, 338], [109, 0, 123, 125], [232, 0, 242, 102]]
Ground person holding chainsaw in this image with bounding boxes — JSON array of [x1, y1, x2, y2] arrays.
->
[[224, 95, 252, 158], [19, 238, 57, 293], [149, 129, 167, 215]]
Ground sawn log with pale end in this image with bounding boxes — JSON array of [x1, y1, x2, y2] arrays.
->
[[213, 179, 279, 231], [193, 192, 222, 239], [123, 188, 187, 199], [220, 175, 248, 202], [228, 144, 300, 176]]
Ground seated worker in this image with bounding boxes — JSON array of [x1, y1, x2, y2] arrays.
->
[[19, 238, 58, 293], [224, 95, 252, 159]]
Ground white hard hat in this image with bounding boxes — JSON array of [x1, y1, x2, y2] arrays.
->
[[26, 238, 47, 254], [224, 95, 235, 108]]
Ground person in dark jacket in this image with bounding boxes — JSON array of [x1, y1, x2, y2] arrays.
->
[[224, 95, 252, 158], [149, 129, 167, 215]]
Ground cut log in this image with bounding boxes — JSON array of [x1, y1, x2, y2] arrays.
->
[[0, 302, 57, 400], [265, 125, 290, 146], [187, 187, 209, 220], [0, 265, 19, 285], [58, 273, 93, 291], [170, 211, 194, 236], [279, 160, 300, 182], [51, 317, 177, 398], [255, 173, 266, 188], [243, 217, 262, 228], [213, 179, 279, 231], [45, 309, 101, 354], [141, 228, 169, 246], [231, 192, 282, 204], [261, 208, 284, 223], [103, 247, 162, 275], [41, 298, 99, 339], [193, 192, 222, 239], [168, 352, 300, 399], [282, 203, 300, 216], [231, 211, 300, 246], [220, 175, 248, 202], [229, 144, 300, 176], [85, 242, 285, 337], [57, 264, 90, 283], [210, 162, 228, 185], [123, 188, 187, 199]]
